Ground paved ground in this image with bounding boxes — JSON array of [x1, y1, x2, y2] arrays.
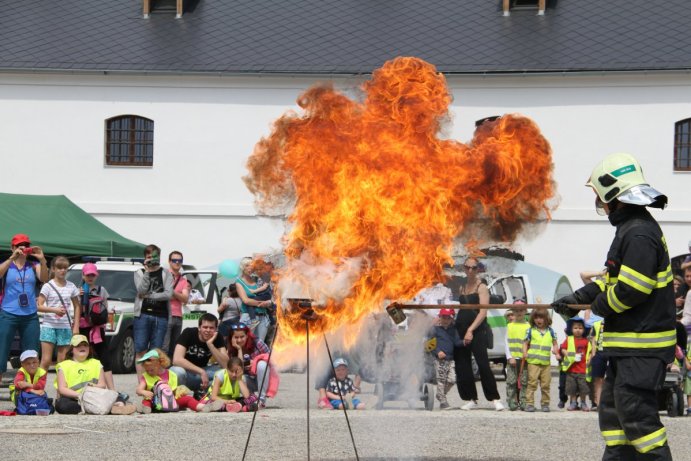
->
[[1, 369, 689, 460]]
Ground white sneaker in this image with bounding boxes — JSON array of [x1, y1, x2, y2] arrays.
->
[[493, 400, 505, 411], [461, 401, 477, 411]]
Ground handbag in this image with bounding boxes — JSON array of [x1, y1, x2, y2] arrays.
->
[[79, 384, 118, 415]]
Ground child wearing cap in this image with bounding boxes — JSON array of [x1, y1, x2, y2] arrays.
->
[[10, 350, 48, 404], [504, 303, 529, 411], [135, 348, 223, 413], [326, 358, 365, 410], [37, 256, 81, 371], [559, 317, 592, 411], [431, 308, 462, 410]]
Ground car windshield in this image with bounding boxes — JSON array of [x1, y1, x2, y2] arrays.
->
[[66, 269, 137, 303]]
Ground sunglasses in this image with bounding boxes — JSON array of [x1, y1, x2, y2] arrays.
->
[[463, 265, 478, 270], [230, 323, 249, 331], [170, 258, 183, 264]]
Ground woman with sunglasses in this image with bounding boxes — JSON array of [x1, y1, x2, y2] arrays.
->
[[454, 257, 503, 411]]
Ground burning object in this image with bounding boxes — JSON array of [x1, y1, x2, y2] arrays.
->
[[244, 56, 556, 344]]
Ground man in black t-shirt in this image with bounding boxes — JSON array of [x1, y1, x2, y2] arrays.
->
[[170, 313, 228, 392]]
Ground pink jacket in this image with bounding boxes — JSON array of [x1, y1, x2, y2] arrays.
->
[[250, 353, 280, 398]]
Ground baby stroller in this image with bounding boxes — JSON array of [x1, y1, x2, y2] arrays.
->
[[657, 366, 685, 417], [364, 320, 437, 411]]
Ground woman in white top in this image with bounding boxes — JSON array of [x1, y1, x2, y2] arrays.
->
[[37, 256, 81, 370]]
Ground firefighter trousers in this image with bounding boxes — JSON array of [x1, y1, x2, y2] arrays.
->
[[599, 356, 672, 461]]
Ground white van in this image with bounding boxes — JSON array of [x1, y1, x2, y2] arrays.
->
[[66, 259, 222, 373]]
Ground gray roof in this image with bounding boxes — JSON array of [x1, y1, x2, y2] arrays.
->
[[1, 0, 690, 75]]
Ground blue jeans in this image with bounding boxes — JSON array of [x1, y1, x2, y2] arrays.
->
[[170, 365, 221, 393], [133, 314, 168, 353], [0, 310, 40, 373], [254, 314, 271, 343]]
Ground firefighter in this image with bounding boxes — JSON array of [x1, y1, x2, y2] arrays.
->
[[552, 152, 674, 461]]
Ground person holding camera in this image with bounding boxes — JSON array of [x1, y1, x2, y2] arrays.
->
[[0, 234, 49, 375], [133, 244, 173, 376]]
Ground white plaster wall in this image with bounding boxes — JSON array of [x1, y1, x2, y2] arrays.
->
[[0, 72, 689, 285]]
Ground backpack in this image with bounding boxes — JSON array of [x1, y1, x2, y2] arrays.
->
[[15, 391, 53, 415], [83, 285, 108, 326], [152, 381, 179, 412]]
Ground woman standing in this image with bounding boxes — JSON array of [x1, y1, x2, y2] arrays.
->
[[0, 234, 49, 375], [235, 257, 273, 342], [453, 257, 504, 411], [218, 283, 243, 340]]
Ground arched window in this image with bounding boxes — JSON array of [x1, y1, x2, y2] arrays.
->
[[674, 118, 691, 171], [105, 115, 154, 166]]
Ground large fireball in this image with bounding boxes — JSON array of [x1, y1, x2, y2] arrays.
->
[[244, 57, 556, 345]]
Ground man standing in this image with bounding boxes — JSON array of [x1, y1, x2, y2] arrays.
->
[[134, 244, 173, 374], [553, 153, 674, 460], [171, 313, 228, 393]]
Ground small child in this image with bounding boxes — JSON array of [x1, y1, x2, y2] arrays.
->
[[431, 308, 462, 410], [326, 358, 365, 410], [10, 350, 51, 414], [505, 304, 530, 411], [523, 308, 558, 412], [208, 357, 258, 412], [559, 317, 591, 411], [135, 348, 224, 413]]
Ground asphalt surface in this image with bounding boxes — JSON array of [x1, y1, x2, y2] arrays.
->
[[1, 369, 690, 460]]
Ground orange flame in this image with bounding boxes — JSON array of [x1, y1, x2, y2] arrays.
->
[[244, 57, 556, 345]]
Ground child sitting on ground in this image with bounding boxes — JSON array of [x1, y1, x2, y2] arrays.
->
[[505, 303, 529, 411], [208, 357, 258, 412], [559, 317, 591, 411], [10, 349, 52, 414], [327, 358, 365, 410], [431, 308, 462, 410], [135, 348, 224, 413], [523, 308, 558, 412]]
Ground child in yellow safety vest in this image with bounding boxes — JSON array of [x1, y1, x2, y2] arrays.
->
[[135, 348, 223, 413], [559, 317, 592, 411], [522, 308, 558, 412], [504, 304, 529, 411], [10, 349, 49, 406], [207, 356, 258, 412]]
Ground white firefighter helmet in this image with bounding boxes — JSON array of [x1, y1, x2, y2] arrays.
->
[[586, 153, 667, 210]]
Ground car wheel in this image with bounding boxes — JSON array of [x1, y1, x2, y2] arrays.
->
[[111, 329, 135, 374]]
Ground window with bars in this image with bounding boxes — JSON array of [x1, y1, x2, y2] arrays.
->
[[105, 115, 154, 166], [674, 118, 691, 171]]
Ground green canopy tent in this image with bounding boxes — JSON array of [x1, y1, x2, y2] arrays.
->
[[0, 193, 146, 257]]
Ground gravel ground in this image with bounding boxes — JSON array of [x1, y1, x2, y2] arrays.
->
[[1, 370, 690, 460]]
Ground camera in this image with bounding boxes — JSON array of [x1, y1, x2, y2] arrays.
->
[[145, 258, 160, 267], [21, 247, 34, 255]]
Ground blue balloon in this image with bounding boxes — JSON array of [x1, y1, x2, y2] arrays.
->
[[219, 259, 240, 279]]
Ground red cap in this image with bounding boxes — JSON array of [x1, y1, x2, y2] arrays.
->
[[11, 234, 30, 246], [438, 308, 455, 317]]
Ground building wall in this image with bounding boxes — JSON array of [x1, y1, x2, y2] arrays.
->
[[0, 72, 689, 285]]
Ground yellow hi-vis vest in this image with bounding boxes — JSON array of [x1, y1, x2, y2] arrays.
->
[[54, 358, 102, 393], [526, 327, 555, 366], [143, 370, 179, 393], [560, 336, 592, 372], [216, 370, 241, 400], [9, 366, 47, 403], [507, 322, 530, 359]]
